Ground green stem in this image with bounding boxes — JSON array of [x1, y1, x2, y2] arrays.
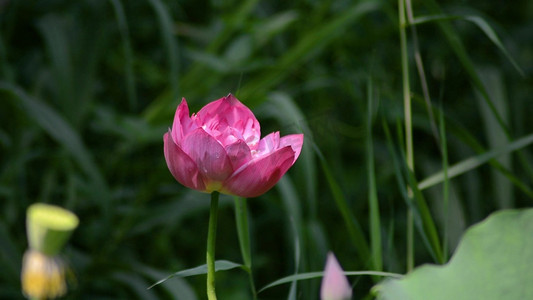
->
[[367, 78, 383, 273], [440, 110, 450, 261], [207, 192, 219, 300], [406, 210, 414, 271], [399, 0, 415, 272]]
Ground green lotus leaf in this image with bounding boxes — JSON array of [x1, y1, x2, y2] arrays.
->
[[374, 208, 533, 300]]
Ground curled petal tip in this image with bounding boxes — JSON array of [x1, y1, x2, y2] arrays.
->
[[280, 133, 304, 162], [224, 93, 240, 105]]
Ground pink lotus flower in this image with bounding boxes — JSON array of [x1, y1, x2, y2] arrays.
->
[[164, 94, 304, 198], [321, 253, 352, 300]]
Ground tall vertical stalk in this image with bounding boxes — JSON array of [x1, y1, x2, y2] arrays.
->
[[405, 0, 439, 144], [234, 197, 258, 299], [367, 78, 382, 272], [399, 0, 415, 272], [439, 111, 450, 261], [207, 192, 219, 300]]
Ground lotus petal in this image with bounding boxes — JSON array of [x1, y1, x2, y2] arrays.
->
[[164, 132, 206, 191], [222, 146, 295, 198]]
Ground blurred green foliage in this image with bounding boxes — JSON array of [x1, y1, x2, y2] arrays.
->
[[1, 0, 532, 299]]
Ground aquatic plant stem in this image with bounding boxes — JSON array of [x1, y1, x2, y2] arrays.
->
[[439, 111, 450, 261], [207, 192, 219, 300], [399, 0, 415, 272]]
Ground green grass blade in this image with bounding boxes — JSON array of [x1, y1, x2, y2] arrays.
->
[[408, 97, 533, 199], [113, 272, 159, 300], [411, 14, 524, 76], [148, 260, 243, 289], [476, 67, 514, 209], [252, 10, 299, 47], [398, 0, 415, 272], [234, 197, 257, 299], [419, 132, 533, 191], [463, 16, 523, 76], [420, 0, 515, 148], [276, 176, 303, 251], [265, 92, 317, 218], [143, 0, 259, 122], [258, 95, 320, 297], [403, 158, 444, 264], [238, 1, 380, 103], [149, 276, 197, 300], [287, 216, 300, 300], [366, 77, 382, 271], [205, 0, 260, 53], [405, 0, 439, 144], [439, 109, 450, 261], [144, 1, 380, 122], [445, 117, 533, 199], [234, 197, 252, 269], [0, 82, 110, 215], [259, 271, 403, 293], [109, 0, 137, 110], [384, 120, 427, 263], [147, 0, 179, 99], [36, 15, 74, 114], [133, 263, 198, 299], [383, 120, 444, 264], [419, 0, 533, 186], [313, 144, 371, 266]]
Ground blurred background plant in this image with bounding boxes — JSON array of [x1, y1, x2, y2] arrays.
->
[[1, 0, 532, 299]]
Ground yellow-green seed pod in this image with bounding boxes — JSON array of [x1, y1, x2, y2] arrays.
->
[[26, 203, 79, 256]]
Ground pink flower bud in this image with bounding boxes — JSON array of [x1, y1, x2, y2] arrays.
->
[[321, 252, 352, 300]]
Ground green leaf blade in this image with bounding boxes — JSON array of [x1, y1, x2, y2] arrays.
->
[[148, 260, 243, 289]]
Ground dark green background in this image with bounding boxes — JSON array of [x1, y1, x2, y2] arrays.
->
[[1, 0, 532, 298]]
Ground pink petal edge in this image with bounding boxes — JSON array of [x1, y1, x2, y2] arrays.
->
[[171, 98, 197, 144], [280, 133, 304, 163], [222, 146, 295, 198], [164, 132, 206, 191]]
